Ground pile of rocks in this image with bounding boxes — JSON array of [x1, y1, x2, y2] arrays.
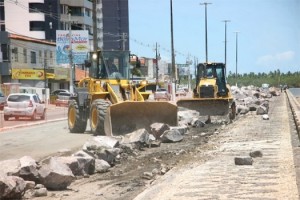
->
[[0, 123, 191, 199], [0, 86, 281, 199]]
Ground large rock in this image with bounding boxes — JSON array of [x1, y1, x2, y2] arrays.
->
[[150, 123, 170, 139], [121, 128, 154, 147], [170, 125, 189, 135], [0, 173, 26, 199], [160, 129, 183, 143], [95, 159, 111, 173], [83, 136, 119, 151], [256, 105, 268, 115], [19, 156, 39, 182], [178, 110, 200, 125], [237, 105, 249, 115], [94, 148, 121, 165], [0, 159, 20, 176], [38, 157, 75, 190]]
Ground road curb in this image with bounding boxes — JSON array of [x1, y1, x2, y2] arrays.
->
[[0, 118, 67, 132]]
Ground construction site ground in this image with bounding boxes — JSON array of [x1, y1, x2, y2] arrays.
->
[[31, 93, 300, 200]]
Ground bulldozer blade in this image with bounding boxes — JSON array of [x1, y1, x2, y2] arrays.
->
[[177, 98, 230, 116], [104, 101, 178, 136]]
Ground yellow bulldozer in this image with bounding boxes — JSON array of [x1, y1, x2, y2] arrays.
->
[[177, 62, 236, 120], [68, 50, 177, 136]]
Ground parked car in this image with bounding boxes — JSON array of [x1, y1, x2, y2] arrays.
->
[[50, 89, 70, 104], [51, 89, 70, 96], [176, 89, 187, 97], [3, 93, 46, 121], [154, 88, 171, 101], [55, 92, 71, 107], [0, 91, 6, 110]]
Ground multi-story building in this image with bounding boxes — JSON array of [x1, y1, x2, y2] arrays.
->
[[2, 0, 129, 50], [100, 0, 129, 51], [0, 0, 129, 91], [2, 0, 60, 41]]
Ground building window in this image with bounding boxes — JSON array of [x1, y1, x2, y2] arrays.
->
[[29, 3, 43, 13], [30, 21, 44, 31], [23, 48, 27, 63], [0, 24, 5, 31], [0, 7, 4, 20], [31, 51, 36, 64], [50, 51, 53, 65], [1, 44, 8, 62], [44, 50, 47, 66], [85, 8, 91, 17], [39, 50, 42, 64], [12, 47, 18, 62]]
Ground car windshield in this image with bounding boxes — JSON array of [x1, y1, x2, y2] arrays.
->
[[157, 88, 166, 92], [8, 95, 30, 102]]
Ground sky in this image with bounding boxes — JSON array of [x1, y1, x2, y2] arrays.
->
[[128, 0, 300, 75]]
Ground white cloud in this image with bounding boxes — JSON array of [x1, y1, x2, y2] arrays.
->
[[256, 51, 295, 66]]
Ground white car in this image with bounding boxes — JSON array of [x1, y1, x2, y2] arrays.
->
[[4, 93, 46, 121], [154, 88, 171, 101]]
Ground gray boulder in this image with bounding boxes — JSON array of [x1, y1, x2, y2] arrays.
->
[[95, 159, 111, 173], [170, 125, 189, 135], [160, 129, 183, 143], [256, 105, 268, 115], [150, 123, 170, 139], [19, 156, 39, 182], [83, 136, 119, 151], [0, 159, 20, 176], [38, 157, 75, 190], [0, 173, 26, 199]]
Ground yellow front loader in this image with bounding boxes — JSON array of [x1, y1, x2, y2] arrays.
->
[[177, 63, 236, 119], [68, 50, 177, 136]]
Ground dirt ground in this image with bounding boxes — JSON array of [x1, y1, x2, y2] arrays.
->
[[28, 120, 225, 200]]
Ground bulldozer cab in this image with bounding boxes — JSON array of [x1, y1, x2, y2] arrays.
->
[[89, 50, 131, 80], [197, 63, 228, 97]]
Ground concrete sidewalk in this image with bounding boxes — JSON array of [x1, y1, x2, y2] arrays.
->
[[135, 93, 300, 200]]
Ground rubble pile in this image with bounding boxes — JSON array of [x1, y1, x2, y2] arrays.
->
[[0, 86, 281, 199]]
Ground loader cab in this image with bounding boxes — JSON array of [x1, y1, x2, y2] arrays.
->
[[89, 50, 131, 80], [196, 63, 228, 97]]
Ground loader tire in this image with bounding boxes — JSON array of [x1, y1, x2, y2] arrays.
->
[[90, 99, 111, 135], [68, 100, 87, 133]]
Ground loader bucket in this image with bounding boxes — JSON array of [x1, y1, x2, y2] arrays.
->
[[104, 101, 178, 136], [177, 98, 230, 116]]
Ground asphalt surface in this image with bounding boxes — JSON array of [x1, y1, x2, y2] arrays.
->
[[134, 92, 300, 200]]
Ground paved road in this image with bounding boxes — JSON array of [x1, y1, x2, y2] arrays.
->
[[134, 93, 300, 200], [0, 104, 68, 131], [0, 105, 93, 161]]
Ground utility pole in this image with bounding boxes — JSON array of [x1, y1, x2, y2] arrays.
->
[[200, 2, 211, 63], [92, 0, 99, 78], [92, 0, 98, 52], [234, 31, 240, 87], [170, 0, 177, 100], [155, 42, 159, 87], [222, 20, 230, 68], [68, 13, 74, 94]]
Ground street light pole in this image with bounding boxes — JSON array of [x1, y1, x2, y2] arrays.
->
[[170, 0, 177, 100], [68, 13, 74, 94], [222, 20, 230, 67], [200, 2, 211, 63], [155, 42, 159, 87], [234, 31, 240, 87]]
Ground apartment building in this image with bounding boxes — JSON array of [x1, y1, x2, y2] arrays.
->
[[2, 0, 129, 50]]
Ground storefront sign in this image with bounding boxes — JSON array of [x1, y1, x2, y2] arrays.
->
[[12, 69, 45, 80]]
